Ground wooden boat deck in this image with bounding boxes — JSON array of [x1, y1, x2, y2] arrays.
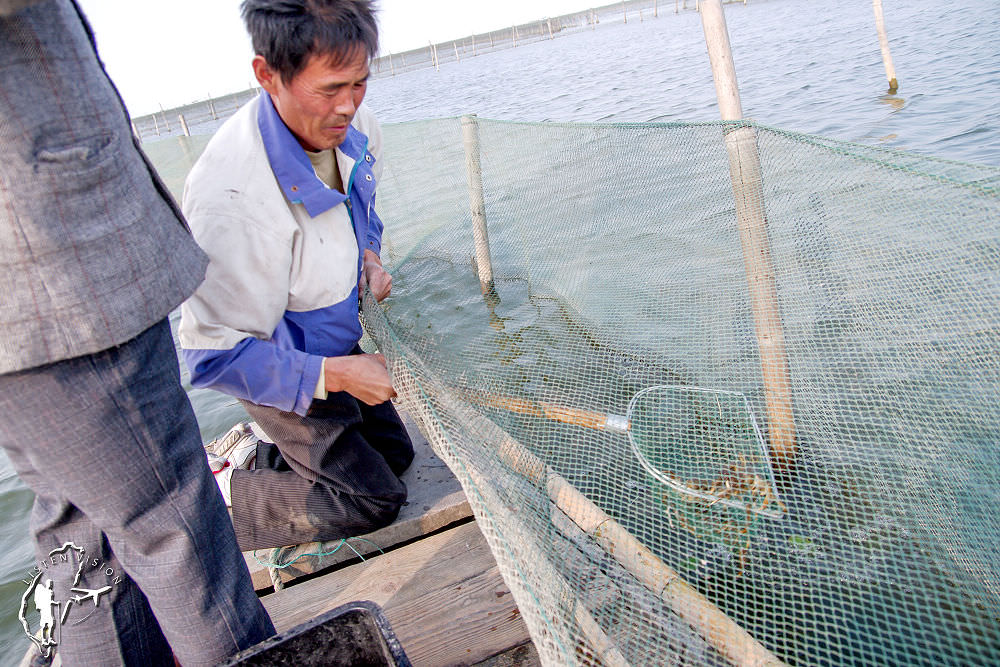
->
[[243, 410, 473, 591], [261, 520, 538, 665], [251, 411, 541, 666]]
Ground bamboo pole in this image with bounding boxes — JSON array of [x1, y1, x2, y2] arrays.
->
[[700, 0, 797, 469], [208, 96, 217, 120], [458, 386, 627, 433], [547, 17, 554, 39], [381, 355, 788, 667], [158, 104, 170, 131], [178, 132, 194, 164], [453, 41, 460, 63], [178, 113, 190, 137], [623, 0, 627, 23], [458, 452, 630, 667], [872, 0, 898, 92], [461, 115, 496, 297]]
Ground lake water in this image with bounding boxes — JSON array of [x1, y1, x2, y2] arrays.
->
[[1, 0, 998, 662]]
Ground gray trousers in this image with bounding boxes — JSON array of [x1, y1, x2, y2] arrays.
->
[[0, 320, 275, 666], [234, 371, 415, 551]]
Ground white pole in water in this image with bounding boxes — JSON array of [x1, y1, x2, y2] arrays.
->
[[872, 0, 898, 92], [158, 104, 170, 131], [130, 121, 141, 143], [547, 18, 553, 39], [453, 41, 460, 63], [178, 113, 190, 137], [461, 115, 496, 296], [700, 0, 797, 469]]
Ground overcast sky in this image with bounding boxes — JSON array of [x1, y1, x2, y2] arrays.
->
[[76, 0, 605, 116]]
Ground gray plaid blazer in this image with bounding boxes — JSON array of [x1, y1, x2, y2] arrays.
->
[[0, 0, 208, 373]]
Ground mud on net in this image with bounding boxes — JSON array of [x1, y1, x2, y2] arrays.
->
[[360, 117, 1000, 666]]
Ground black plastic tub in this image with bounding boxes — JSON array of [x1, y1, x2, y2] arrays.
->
[[219, 600, 411, 666]]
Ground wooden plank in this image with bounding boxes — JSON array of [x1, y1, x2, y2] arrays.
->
[[262, 521, 534, 667], [244, 409, 472, 590], [471, 642, 541, 667]]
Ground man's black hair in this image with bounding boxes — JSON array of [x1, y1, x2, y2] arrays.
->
[[240, 0, 378, 81]]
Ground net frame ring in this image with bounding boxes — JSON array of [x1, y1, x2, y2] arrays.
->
[[625, 384, 786, 521]]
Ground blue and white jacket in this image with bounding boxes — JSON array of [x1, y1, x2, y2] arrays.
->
[[178, 92, 384, 416]]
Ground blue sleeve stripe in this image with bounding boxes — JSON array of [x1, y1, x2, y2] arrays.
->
[[183, 338, 324, 417], [366, 206, 384, 256]]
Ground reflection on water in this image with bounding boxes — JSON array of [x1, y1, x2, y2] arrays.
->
[[879, 94, 906, 111]]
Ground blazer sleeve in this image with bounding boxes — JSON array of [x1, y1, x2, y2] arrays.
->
[[178, 210, 324, 416], [0, 0, 46, 17]]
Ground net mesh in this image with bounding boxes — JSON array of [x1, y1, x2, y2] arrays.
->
[[361, 116, 1000, 666]]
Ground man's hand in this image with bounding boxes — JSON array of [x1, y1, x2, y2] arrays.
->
[[360, 249, 391, 302], [323, 353, 396, 405]]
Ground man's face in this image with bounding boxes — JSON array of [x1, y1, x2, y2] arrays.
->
[[254, 48, 369, 152]]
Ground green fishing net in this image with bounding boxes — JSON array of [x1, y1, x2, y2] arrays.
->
[[361, 116, 999, 666]]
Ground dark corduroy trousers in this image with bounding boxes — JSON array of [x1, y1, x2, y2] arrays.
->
[[0, 319, 275, 666], [233, 374, 415, 552]]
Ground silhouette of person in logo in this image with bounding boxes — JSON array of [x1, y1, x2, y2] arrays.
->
[[33, 580, 56, 648]]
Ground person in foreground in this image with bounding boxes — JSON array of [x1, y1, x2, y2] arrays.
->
[[0, 1, 276, 665], [179, 0, 414, 552]]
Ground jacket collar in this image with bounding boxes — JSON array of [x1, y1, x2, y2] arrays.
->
[[256, 92, 368, 218]]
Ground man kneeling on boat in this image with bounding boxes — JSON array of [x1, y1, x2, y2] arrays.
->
[[178, 0, 414, 552]]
